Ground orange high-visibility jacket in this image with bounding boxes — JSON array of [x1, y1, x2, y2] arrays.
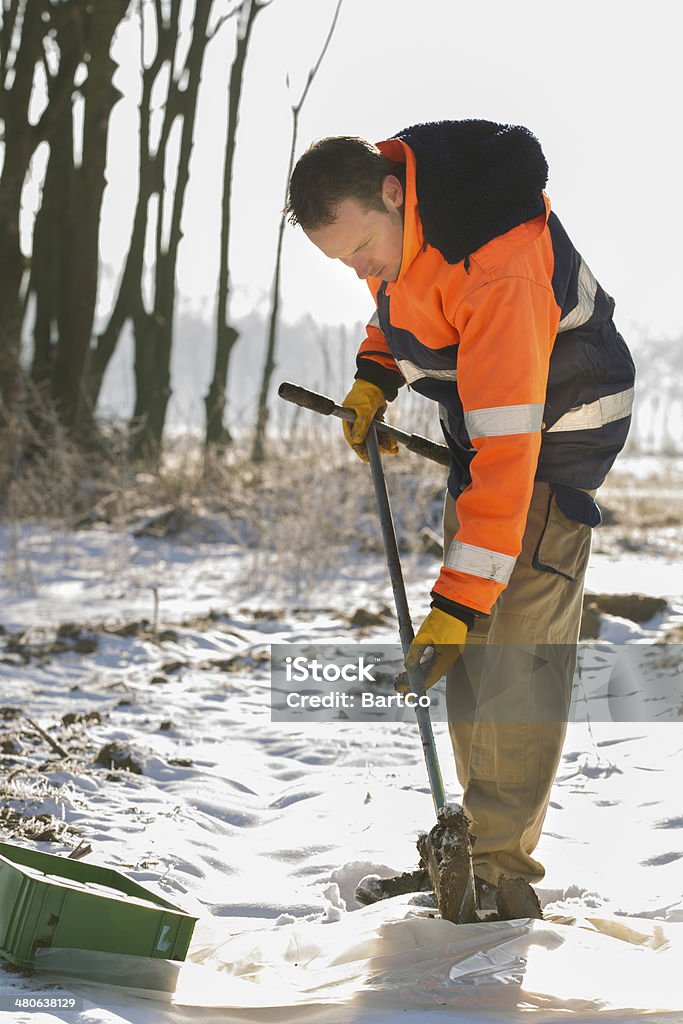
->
[[355, 121, 635, 618]]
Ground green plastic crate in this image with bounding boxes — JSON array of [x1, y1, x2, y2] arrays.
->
[[0, 841, 197, 967]]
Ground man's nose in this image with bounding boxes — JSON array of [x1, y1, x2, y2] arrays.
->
[[340, 256, 369, 279], [351, 258, 372, 279]]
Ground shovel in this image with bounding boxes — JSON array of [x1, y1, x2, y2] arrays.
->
[[278, 382, 476, 923]]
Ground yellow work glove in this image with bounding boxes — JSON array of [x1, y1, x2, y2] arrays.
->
[[404, 608, 468, 690], [341, 379, 399, 462]]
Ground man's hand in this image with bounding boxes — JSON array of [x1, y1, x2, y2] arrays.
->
[[341, 379, 399, 461], [404, 608, 468, 690]]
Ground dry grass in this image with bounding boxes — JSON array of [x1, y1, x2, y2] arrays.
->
[[0, 399, 448, 601], [4, 387, 682, 606]]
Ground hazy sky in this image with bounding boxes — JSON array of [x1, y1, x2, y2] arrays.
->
[[96, 0, 682, 345]]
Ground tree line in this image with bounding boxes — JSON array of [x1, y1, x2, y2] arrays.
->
[[0, 0, 342, 465]]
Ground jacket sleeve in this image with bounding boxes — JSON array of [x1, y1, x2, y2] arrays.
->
[[354, 309, 405, 401], [433, 274, 559, 615]]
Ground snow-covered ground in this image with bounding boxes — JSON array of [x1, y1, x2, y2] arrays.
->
[[0, 455, 682, 1023]]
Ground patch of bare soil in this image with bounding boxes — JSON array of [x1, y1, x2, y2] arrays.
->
[[94, 741, 144, 774], [581, 592, 669, 638]]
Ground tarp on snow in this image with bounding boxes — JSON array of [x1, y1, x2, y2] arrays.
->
[[34, 895, 683, 1023]]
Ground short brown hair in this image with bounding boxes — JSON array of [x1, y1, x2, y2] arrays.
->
[[286, 136, 400, 230]]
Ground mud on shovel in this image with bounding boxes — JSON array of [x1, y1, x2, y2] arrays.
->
[[278, 382, 477, 924]]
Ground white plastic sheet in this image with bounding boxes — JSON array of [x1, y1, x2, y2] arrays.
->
[[34, 896, 683, 1022]]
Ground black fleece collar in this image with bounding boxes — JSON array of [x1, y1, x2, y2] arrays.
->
[[392, 119, 549, 265]]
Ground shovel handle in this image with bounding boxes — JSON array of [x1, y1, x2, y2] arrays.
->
[[365, 423, 446, 815], [278, 382, 451, 468]]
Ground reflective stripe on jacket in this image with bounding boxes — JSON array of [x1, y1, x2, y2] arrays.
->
[[355, 126, 635, 616]]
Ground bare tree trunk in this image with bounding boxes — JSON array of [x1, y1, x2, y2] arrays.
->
[[251, 0, 343, 462], [29, 84, 74, 392], [88, 0, 182, 412], [0, 0, 49, 415], [1, 0, 111, 425], [88, 0, 218, 463], [204, 0, 268, 450], [131, 0, 214, 461], [49, 0, 128, 435], [251, 192, 285, 463]]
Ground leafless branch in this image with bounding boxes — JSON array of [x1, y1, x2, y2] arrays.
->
[[292, 0, 343, 115], [23, 714, 70, 759], [207, 0, 242, 42], [251, 0, 344, 461], [68, 841, 93, 861]]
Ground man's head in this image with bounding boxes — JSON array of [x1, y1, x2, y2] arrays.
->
[[286, 136, 405, 283]]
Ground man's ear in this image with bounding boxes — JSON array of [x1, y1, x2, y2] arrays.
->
[[382, 174, 404, 211]]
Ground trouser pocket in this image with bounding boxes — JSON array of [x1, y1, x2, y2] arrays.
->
[[532, 489, 593, 582]]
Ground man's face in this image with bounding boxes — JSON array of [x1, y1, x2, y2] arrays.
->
[[305, 175, 405, 283]]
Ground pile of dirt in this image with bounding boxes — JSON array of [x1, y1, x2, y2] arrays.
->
[[94, 741, 144, 775], [580, 592, 668, 639], [3, 624, 99, 661], [349, 605, 392, 628]]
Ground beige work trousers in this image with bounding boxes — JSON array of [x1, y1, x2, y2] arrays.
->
[[443, 480, 592, 885]]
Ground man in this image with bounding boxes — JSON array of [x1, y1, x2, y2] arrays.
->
[[286, 120, 635, 902]]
